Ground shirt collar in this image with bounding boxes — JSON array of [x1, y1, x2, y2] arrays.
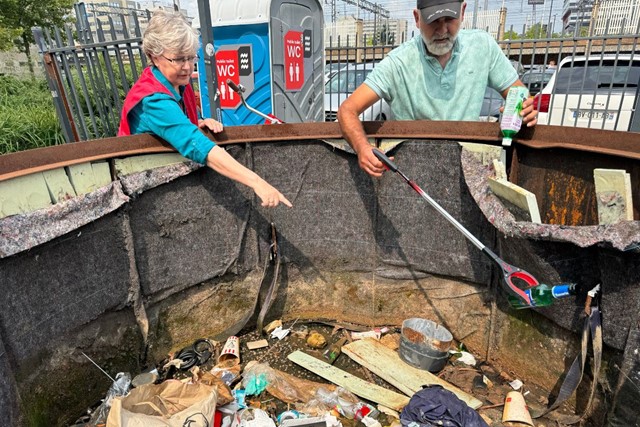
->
[[151, 66, 183, 100]]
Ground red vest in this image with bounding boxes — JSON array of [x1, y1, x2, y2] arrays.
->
[[118, 67, 199, 136]]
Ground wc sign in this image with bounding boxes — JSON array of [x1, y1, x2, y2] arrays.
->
[[284, 29, 311, 91], [215, 45, 254, 109]]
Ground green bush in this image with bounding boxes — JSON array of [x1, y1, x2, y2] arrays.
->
[[0, 76, 65, 155]]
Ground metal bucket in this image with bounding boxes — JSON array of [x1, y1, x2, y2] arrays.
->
[[399, 318, 453, 372]]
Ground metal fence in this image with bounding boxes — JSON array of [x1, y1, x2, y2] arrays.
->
[[34, 4, 640, 143], [33, 3, 151, 142]]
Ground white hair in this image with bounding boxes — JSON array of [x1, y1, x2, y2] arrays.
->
[[142, 10, 199, 61]]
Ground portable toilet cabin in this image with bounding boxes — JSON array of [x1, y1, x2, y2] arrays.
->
[[197, 0, 324, 125]]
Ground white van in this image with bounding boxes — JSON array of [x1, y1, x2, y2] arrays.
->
[[534, 55, 640, 131]]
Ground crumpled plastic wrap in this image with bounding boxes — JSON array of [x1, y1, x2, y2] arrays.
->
[[241, 362, 336, 404]]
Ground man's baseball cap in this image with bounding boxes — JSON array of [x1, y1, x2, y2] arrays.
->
[[417, 0, 463, 24]]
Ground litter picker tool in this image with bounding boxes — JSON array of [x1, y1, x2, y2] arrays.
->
[[373, 149, 539, 306], [226, 79, 284, 124]]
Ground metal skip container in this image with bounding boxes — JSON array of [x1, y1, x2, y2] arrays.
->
[[399, 318, 453, 372]]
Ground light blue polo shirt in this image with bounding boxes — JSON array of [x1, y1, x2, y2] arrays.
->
[[365, 30, 518, 121]]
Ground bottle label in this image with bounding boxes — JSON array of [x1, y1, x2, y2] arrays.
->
[[552, 285, 571, 298], [500, 86, 529, 136]]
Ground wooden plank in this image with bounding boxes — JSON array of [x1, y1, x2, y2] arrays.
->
[[91, 161, 112, 188], [459, 142, 503, 166], [287, 350, 410, 411], [342, 338, 483, 410], [488, 177, 541, 223], [0, 173, 51, 219], [114, 153, 189, 177], [246, 339, 269, 350], [492, 158, 508, 181], [67, 162, 97, 196], [42, 168, 76, 203], [594, 168, 633, 224]]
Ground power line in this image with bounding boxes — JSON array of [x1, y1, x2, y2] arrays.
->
[[325, 0, 391, 22]]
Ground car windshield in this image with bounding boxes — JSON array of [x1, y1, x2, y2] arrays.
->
[[324, 63, 343, 74], [326, 68, 371, 93], [522, 71, 554, 84], [553, 59, 640, 93]]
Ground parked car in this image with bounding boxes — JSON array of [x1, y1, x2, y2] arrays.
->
[[510, 60, 525, 78], [535, 55, 640, 131], [324, 63, 393, 121], [480, 87, 504, 121], [324, 62, 343, 82], [521, 68, 555, 95]]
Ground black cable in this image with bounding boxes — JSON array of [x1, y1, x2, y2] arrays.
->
[[175, 339, 214, 370]]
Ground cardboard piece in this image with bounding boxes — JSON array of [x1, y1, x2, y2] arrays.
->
[[246, 339, 269, 350]]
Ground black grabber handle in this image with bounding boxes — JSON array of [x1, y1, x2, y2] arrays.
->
[[373, 149, 398, 172]]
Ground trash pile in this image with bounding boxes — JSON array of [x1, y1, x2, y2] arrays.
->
[[70, 318, 583, 427]]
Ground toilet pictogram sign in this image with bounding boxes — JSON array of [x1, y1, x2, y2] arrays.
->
[[284, 30, 304, 91], [216, 49, 241, 109], [215, 45, 254, 110]]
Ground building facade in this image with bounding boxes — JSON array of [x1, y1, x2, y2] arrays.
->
[[324, 16, 409, 47], [77, 0, 189, 42], [462, 8, 507, 40], [562, 0, 593, 33], [591, 0, 640, 34]]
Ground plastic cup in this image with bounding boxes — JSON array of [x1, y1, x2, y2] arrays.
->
[[217, 335, 240, 365], [502, 391, 534, 426]]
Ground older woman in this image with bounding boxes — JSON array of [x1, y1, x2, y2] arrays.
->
[[118, 10, 291, 208]]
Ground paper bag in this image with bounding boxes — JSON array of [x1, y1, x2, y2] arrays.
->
[[106, 380, 217, 427]]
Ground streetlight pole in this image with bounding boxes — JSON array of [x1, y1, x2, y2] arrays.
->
[[547, 0, 554, 37], [473, 0, 479, 28]]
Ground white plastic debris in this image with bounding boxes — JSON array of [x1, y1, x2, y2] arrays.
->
[[242, 409, 276, 427], [281, 415, 342, 427], [455, 351, 477, 366], [509, 379, 524, 390], [270, 326, 290, 340], [361, 416, 382, 427], [324, 414, 342, 427]]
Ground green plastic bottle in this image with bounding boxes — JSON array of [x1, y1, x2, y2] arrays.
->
[[500, 86, 529, 146], [323, 337, 347, 364], [507, 283, 577, 309]]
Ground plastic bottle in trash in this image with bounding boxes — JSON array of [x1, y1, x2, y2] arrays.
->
[[323, 337, 348, 364], [507, 283, 577, 309], [500, 86, 529, 146]]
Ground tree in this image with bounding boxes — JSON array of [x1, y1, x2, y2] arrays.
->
[[502, 30, 520, 40], [0, 0, 74, 77], [0, 17, 21, 51], [524, 23, 546, 39], [376, 23, 395, 45]]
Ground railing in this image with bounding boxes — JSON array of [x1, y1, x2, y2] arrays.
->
[[34, 3, 640, 143]]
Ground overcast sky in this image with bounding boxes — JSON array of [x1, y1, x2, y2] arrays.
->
[[180, 0, 564, 35]]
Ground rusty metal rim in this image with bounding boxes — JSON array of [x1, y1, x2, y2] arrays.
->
[[1, 121, 639, 182]]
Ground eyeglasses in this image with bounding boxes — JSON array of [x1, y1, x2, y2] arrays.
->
[[161, 54, 198, 66]]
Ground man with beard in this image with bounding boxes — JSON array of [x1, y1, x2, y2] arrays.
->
[[337, 0, 538, 177]]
